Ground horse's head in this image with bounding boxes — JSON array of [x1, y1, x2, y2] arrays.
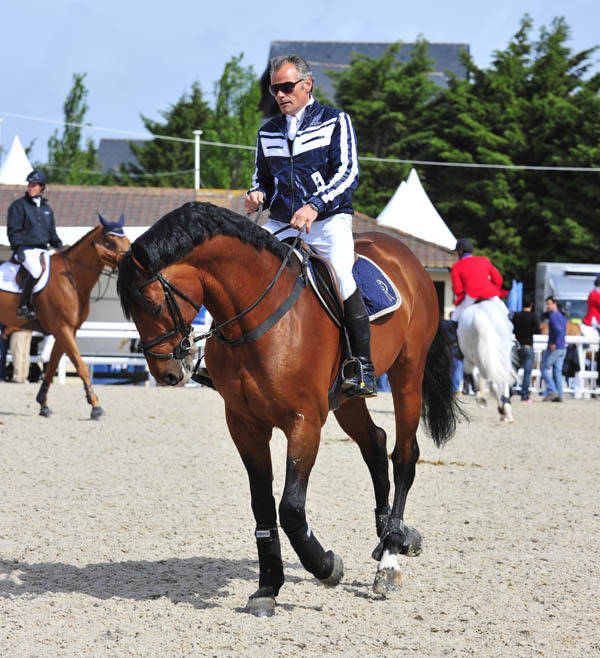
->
[[96, 245, 202, 386], [93, 214, 131, 258]]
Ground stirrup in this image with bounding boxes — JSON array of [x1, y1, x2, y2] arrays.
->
[[341, 358, 377, 398]]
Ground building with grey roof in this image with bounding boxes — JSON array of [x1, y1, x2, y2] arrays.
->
[[260, 40, 469, 115]]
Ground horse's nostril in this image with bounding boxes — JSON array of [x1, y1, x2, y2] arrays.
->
[[162, 373, 180, 387]]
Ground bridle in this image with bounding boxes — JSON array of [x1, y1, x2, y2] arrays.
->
[[135, 231, 307, 362]]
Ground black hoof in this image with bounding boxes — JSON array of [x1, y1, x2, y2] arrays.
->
[[39, 406, 51, 418], [319, 552, 344, 586], [90, 406, 105, 420], [401, 526, 423, 556], [244, 587, 276, 617]]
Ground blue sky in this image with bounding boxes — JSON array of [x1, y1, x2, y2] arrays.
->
[[1, 0, 598, 165]]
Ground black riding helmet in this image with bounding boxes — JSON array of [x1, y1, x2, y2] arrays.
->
[[26, 169, 47, 186], [455, 238, 474, 253]]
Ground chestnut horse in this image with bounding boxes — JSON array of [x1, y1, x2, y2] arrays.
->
[[0, 218, 130, 418], [98, 202, 461, 615]]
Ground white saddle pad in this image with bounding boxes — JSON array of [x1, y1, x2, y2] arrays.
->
[[0, 254, 52, 294]]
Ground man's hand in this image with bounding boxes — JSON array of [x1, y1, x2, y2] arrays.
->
[[549, 343, 556, 351], [290, 204, 318, 233], [245, 191, 264, 214], [15, 247, 25, 264]]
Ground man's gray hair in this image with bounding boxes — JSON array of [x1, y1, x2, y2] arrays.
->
[[270, 54, 312, 79]]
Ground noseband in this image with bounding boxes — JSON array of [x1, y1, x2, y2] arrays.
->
[[137, 272, 201, 360]]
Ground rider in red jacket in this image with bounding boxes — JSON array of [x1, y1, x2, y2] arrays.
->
[[450, 238, 508, 322]]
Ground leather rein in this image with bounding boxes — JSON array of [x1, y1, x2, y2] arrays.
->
[[136, 231, 307, 361]]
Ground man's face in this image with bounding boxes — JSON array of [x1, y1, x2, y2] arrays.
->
[[27, 182, 43, 197], [545, 299, 557, 313], [270, 64, 312, 116]]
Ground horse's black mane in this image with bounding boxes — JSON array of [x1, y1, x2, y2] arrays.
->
[[118, 202, 290, 318]]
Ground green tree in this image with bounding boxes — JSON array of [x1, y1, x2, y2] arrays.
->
[[46, 73, 105, 184], [124, 54, 262, 189], [329, 40, 442, 217], [124, 81, 212, 188], [421, 16, 600, 286], [201, 54, 263, 189]]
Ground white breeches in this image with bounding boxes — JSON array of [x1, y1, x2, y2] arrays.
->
[[452, 294, 507, 323], [262, 213, 356, 300], [580, 322, 600, 340], [19, 248, 47, 279]]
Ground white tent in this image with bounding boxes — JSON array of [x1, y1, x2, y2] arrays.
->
[[376, 168, 456, 250], [0, 135, 33, 185]]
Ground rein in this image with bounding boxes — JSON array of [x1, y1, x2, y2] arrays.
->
[[137, 229, 307, 361]]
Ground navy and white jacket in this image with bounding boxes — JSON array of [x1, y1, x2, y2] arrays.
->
[[249, 99, 359, 222]]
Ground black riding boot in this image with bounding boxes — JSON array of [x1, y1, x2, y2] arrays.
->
[[341, 289, 377, 398], [17, 272, 37, 320]]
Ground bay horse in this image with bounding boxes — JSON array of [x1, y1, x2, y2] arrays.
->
[[0, 216, 130, 418], [457, 298, 517, 422], [97, 201, 462, 615]]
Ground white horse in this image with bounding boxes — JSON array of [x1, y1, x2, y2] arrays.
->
[[457, 297, 517, 423]]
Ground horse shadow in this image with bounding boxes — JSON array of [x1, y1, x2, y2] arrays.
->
[[0, 555, 301, 610]]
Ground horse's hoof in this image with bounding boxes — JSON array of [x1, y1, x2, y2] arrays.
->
[[245, 588, 276, 617], [476, 397, 487, 409], [39, 406, 51, 418], [90, 406, 105, 420], [320, 552, 344, 586], [402, 526, 423, 557], [372, 567, 402, 597]]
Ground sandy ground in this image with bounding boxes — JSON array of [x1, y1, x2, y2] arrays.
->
[[0, 380, 599, 657]]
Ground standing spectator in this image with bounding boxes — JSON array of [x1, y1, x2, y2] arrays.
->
[[7, 169, 63, 320], [580, 275, 600, 340], [9, 328, 32, 383], [511, 296, 541, 402], [541, 296, 567, 402]]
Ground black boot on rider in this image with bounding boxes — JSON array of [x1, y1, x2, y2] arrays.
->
[[16, 272, 37, 320], [341, 289, 377, 398]]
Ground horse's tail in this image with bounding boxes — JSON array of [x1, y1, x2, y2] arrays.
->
[[472, 302, 516, 392], [421, 321, 466, 447]]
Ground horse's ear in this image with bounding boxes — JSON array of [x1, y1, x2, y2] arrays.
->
[[95, 242, 124, 268], [98, 213, 107, 226]]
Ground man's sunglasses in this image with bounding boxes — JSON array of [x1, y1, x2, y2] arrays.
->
[[269, 79, 305, 96]]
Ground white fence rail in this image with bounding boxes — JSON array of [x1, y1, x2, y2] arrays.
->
[[517, 334, 600, 399], [7, 320, 210, 385]]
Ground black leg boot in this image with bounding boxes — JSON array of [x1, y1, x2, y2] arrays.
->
[[341, 289, 377, 398], [17, 273, 37, 320]]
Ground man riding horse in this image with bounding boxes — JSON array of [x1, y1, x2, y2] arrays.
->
[[450, 237, 508, 324], [7, 169, 63, 320], [245, 53, 376, 398]]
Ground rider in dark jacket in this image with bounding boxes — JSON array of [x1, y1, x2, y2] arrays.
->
[[7, 169, 62, 319]]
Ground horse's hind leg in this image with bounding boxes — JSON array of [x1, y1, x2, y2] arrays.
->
[[372, 361, 424, 597], [226, 409, 283, 617], [54, 327, 104, 419], [35, 340, 65, 417], [334, 398, 391, 538]]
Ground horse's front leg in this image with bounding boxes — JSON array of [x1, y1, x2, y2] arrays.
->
[[372, 375, 423, 597], [35, 340, 65, 417], [226, 409, 283, 618], [279, 416, 344, 588], [55, 327, 104, 419]]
